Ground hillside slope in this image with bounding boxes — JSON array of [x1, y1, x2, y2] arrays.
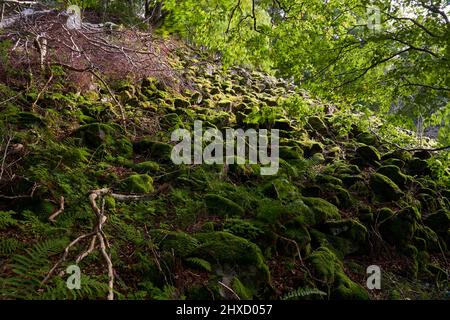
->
[[0, 22, 449, 300]]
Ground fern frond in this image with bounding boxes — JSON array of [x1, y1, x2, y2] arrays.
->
[[185, 257, 212, 272], [281, 287, 327, 300]]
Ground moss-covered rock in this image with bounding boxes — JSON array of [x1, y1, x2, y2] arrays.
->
[[74, 122, 132, 157], [301, 197, 341, 224], [324, 219, 368, 245], [279, 146, 303, 160], [133, 139, 172, 161], [121, 174, 154, 194], [356, 145, 381, 163], [407, 158, 432, 176], [424, 209, 450, 234], [173, 98, 191, 109], [153, 230, 199, 258], [380, 206, 420, 245], [376, 165, 408, 188], [134, 161, 160, 174], [332, 272, 370, 300], [193, 231, 270, 282], [205, 194, 245, 217], [369, 173, 404, 202], [307, 116, 327, 134]]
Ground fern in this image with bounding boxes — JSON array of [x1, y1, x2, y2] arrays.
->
[[1, 238, 68, 299], [0, 211, 18, 230], [0, 238, 22, 256], [185, 257, 212, 272], [281, 287, 327, 300]]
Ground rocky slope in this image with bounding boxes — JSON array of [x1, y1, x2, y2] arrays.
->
[[0, 42, 449, 300]]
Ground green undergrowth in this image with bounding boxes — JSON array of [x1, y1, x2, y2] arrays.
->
[[0, 45, 448, 300]]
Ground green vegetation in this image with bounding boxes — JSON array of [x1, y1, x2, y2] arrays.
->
[[0, 0, 448, 301]]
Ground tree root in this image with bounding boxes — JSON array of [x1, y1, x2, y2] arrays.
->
[[43, 188, 154, 300]]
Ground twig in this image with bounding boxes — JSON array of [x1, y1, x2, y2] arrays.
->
[[0, 135, 12, 182], [218, 281, 241, 300]]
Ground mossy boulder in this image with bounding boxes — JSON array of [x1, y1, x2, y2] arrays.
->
[[424, 209, 450, 234], [376, 165, 408, 188], [307, 246, 368, 299], [332, 272, 370, 300], [279, 146, 303, 160], [307, 246, 341, 284], [323, 219, 368, 246], [173, 98, 191, 109], [381, 150, 413, 162], [205, 194, 245, 217], [369, 173, 404, 202], [298, 140, 323, 158], [74, 123, 132, 157], [307, 116, 327, 134], [380, 206, 420, 245], [382, 158, 405, 168], [121, 174, 154, 194], [134, 161, 160, 174], [356, 132, 379, 146], [301, 197, 341, 225], [152, 230, 199, 258], [356, 145, 381, 163], [407, 158, 432, 176], [133, 139, 172, 161], [193, 231, 270, 282]]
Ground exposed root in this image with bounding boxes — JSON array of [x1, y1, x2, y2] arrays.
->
[[48, 195, 64, 223], [43, 188, 154, 300]]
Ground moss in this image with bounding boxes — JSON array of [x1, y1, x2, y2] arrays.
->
[[283, 220, 311, 256], [424, 209, 450, 234], [223, 219, 264, 242], [74, 123, 132, 157], [121, 174, 154, 194], [297, 140, 323, 157], [332, 272, 370, 300], [357, 205, 373, 223], [356, 132, 379, 146], [377, 165, 408, 188], [173, 98, 191, 109], [261, 177, 299, 201], [218, 100, 232, 109], [301, 197, 341, 224], [356, 145, 381, 163], [231, 277, 254, 300], [315, 174, 343, 186], [307, 246, 341, 284], [324, 219, 368, 245], [193, 231, 270, 282], [382, 158, 405, 168], [377, 207, 395, 222], [133, 139, 172, 161], [279, 146, 303, 160], [339, 174, 364, 187], [152, 230, 199, 258], [307, 116, 327, 134], [12, 112, 46, 128], [204, 194, 245, 217], [324, 183, 354, 209], [369, 173, 404, 202], [380, 206, 420, 245], [382, 150, 413, 162], [134, 161, 160, 174], [407, 158, 432, 176]]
